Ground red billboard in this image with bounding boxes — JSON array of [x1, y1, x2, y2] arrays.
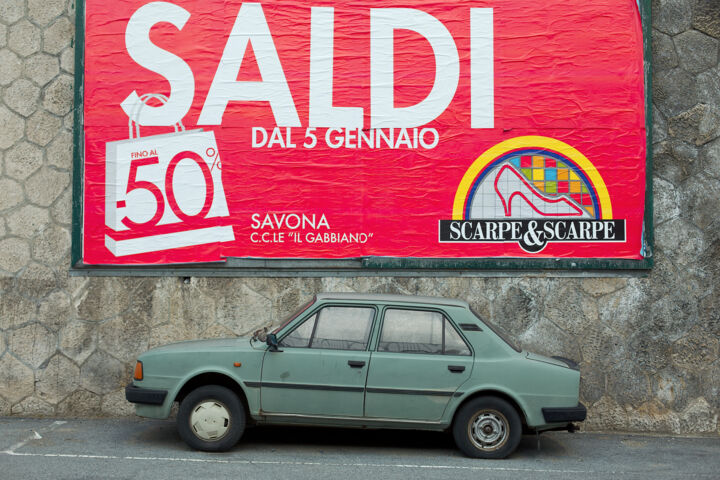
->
[[82, 0, 647, 265]]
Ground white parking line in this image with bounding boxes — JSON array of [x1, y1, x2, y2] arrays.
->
[[0, 451, 716, 477], [2, 421, 66, 454]]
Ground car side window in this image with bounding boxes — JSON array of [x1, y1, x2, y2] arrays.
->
[[444, 321, 471, 356], [279, 313, 316, 348], [310, 306, 375, 351], [379, 309, 471, 356]]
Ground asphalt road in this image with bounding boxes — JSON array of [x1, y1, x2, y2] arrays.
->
[[1, 418, 718, 479]]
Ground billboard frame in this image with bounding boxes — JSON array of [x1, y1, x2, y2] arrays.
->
[[70, 0, 653, 275]]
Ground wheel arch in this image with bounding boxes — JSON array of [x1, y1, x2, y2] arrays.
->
[[451, 389, 529, 429], [174, 371, 250, 418]]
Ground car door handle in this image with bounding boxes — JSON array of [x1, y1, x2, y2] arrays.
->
[[448, 365, 465, 373], [348, 360, 366, 368]]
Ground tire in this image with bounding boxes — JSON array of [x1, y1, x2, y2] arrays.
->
[[452, 396, 522, 459], [177, 385, 246, 452]]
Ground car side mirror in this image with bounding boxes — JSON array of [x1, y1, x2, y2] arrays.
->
[[266, 333, 283, 352]]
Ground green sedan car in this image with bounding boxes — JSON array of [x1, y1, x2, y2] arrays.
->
[[126, 293, 586, 458]]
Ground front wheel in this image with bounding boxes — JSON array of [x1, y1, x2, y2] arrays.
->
[[177, 385, 246, 452], [452, 396, 522, 459]]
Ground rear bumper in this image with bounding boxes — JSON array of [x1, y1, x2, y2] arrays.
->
[[125, 384, 168, 405], [542, 402, 587, 423]]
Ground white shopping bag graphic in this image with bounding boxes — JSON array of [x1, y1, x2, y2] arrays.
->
[[105, 94, 234, 257]]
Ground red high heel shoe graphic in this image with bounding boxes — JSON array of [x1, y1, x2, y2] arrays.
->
[[493, 164, 585, 217]]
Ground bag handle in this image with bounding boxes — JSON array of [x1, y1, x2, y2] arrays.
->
[[128, 93, 186, 139]]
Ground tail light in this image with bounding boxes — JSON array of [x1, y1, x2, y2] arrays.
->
[[133, 361, 143, 381]]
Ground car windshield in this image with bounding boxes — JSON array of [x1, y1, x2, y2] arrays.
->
[[470, 307, 522, 353], [271, 296, 316, 335]]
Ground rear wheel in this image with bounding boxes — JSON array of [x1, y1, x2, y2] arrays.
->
[[452, 396, 522, 459], [177, 385, 245, 451]]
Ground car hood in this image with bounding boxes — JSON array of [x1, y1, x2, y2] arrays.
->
[[147, 337, 252, 354]]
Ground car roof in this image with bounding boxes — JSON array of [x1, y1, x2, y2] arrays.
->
[[315, 292, 469, 308]]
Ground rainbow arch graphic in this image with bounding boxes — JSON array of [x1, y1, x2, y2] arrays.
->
[[453, 136, 613, 221]]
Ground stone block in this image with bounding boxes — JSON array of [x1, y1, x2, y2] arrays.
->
[[0, 238, 31, 274], [60, 320, 96, 364], [26, 109, 62, 146], [580, 278, 628, 297], [653, 176, 681, 225], [0, 395, 9, 416], [29, 0, 68, 26], [680, 174, 720, 230], [4, 78, 40, 117], [59, 46, 73, 73], [672, 328, 720, 371], [50, 186, 71, 225], [668, 103, 720, 146], [0, 355, 35, 404], [697, 65, 720, 106], [517, 316, 580, 360], [43, 17, 73, 55], [57, 389, 103, 417], [488, 285, 536, 337], [579, 367, 605, 405], [0, 24, 5, 48], [24, 53, 60, 87], [673, 398, 717, 434], [25, 166, 70, 207], [674, 29, 719, 74], [653, 106, 668, 144], [691, 0, 720, 38], [38, 290, 73, 331], [0, 49, 22, 86], [11, 396, 55, 416], [4, 140, 43, 180], [216, 282, 272, 335], [36, 353, 80, 404], [655, 217, 706, 265], [701, 136, 720, 179], [0, 290, 37, 330], [652, 0, 692, 35], [0, 105, 25, 149], [6, 204, 50, 238], [101, 388, 135, 417], [16, 263, 61, 300], [583, 396, 628, 431], [32, 225, 71, 265], [652, 30, 678, 72], [80, 350, 128, 395], [701, 362, 720, 409], [648, 293, 699, 342], [0, 0, 24, 24], [607, 359, 651, 408], [46, 129, 72, 169], [627, 330, 673, 373], [653, 68, 698, 118], [9, 322, 57, 368], [0, 177, 25, 211], [8, 20, 41, 58], [42, 74, 73, 116], [625, 401, 674, 433], [97, 314, 150, 364], [542, 282, 598, 336]]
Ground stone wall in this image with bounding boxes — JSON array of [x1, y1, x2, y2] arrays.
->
[[0, 0, 718, 434]]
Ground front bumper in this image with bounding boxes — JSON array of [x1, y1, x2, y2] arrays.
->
[[125, 384, 168, 405], [542, 402, 587, 423]]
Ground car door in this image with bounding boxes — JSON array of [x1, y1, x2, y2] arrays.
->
[[364, 307, 473, 421], [260, 305, 375, 417]]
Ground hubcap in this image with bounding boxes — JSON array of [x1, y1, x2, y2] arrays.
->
[[189, 400, 231, 441], [468, 410, 509, 451]]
